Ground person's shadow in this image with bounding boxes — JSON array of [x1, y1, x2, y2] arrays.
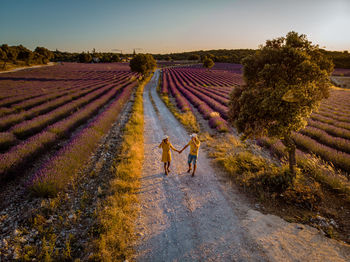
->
[[136, 172, 165, 194]]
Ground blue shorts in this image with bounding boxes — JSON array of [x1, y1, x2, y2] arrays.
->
[[188, 154, 197, 165]]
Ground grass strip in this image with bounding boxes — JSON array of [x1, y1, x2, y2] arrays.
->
[[92, 74, 150, 261], [157, 74, 199, 133]]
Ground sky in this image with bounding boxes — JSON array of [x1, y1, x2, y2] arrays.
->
[[0, 0, 349, 54]]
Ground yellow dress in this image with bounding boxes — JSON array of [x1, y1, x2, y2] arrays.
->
[[159, 141, 176, 162]]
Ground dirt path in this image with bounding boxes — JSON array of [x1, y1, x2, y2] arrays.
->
[[0, 62, 55, 74], [133, 70, 350, 261]]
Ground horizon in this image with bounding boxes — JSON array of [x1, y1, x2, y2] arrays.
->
[[1, 0, 349, 54]]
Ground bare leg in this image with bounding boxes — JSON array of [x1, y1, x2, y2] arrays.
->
[[167, 161, 171, 172], [164, 163, 168, 175], [187, 163, 192, 173], [192, 164, 197, 177]]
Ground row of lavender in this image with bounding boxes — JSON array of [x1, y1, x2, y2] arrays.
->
[[30, 80, 136, 196], [0, 73, 132, 151], [162, 66, 350, 173], [162, 68, 231, 132], [0, 63, 138, 193]]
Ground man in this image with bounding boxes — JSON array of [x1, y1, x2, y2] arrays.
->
[[179, 133, 200, 177]]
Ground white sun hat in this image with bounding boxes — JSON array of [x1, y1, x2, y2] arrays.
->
[[190, 133, 197, 138], [163, 135, 169, 140]]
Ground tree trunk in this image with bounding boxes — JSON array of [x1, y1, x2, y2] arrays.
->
[[282, 136, 296, 175]]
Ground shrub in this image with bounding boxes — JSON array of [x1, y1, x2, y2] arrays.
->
[[129, 54, 156, 76], [283, 175, 323, 210]]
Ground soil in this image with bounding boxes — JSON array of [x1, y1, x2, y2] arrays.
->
[[132, 70, 350, 261]]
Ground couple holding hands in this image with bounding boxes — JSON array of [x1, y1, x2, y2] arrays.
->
[[158, 133, 200, 176]]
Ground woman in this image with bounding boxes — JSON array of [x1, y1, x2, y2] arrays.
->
[[159, 135, 179, 175]]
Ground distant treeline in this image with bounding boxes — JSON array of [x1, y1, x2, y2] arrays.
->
[[153, 49, 350, 69], [0, 44, 54, 68], [1, 44, 350, 69], [0, 44, 124, 69], [153, 49, 255, 64], [54, 49, 122, 63], [323, 50, 350, 69]]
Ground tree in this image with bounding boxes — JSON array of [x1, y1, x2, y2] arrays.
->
[[0, 48, 8, 69], [16, 45, 34, 65], [110, 53, 120, 62], [188, 54, 200, 61], [228, 31, 333, 175], [203, 57, 214, 69], [129, 54, 156, 76], [1, 44, 19, 67], [78, 52, 92, 63], [34, 47, 54, 63]]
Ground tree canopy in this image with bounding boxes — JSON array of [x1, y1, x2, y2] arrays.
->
[[34, 46, 54, 63], [228, 31, 334, 174], [78, 52, 92, 63], [129, 54, 156, 75], [0, 44, 55, 68], [203, 57, 214, 69], [188, 54, 200, 61]]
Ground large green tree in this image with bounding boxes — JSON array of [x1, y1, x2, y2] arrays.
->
[[17, 45, 34, 65], [228, 31, 334, 174], [34, 46, 54, 64], [78, 52, 92, 63], [0, 44, 19, 68], [203, 57, 214, 69], [129, 54, 156, 76]]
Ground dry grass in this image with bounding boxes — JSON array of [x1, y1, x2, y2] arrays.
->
[[204, 132, 350, 243], [205, 133, 332, 206], [159, 92, 199, 133], [0, 61, 48, 72], [260, 137, 350, 200], [92, 74, 150, 261], [209, 111, 220, 118], [205, 133, 294, 196], [157, 72, 199, 133]]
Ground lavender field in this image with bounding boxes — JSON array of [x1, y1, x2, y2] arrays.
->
[[0, 63, 138, 194], [162, 63, 350, 173]]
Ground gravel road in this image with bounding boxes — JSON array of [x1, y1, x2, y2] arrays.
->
[[133, 70, 350, 262]]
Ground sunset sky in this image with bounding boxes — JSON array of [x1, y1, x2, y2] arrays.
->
[[1, 0, 349, 54]]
